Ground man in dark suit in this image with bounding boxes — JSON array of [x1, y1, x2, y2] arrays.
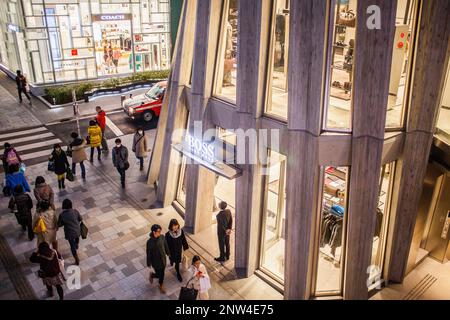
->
[[215, 201, 233, 262]]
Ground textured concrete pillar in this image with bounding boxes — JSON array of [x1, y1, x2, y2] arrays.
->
[[284, 0, 327, 300], [150, 0, 197, 205], [388, 0, 450, 283], [343, 0, 397, 300], [183, 0, 223, 233]]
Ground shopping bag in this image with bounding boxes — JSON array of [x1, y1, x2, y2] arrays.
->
[[80, 222, 88, 239], [54, 250, 66, 279], [66, 167, 74, 182], [19, 163, 26, 173], [178, 277, 198, 300], [47, 160, 55, 172], [66, 146, 72, 158], [33, 216, 47, 234]]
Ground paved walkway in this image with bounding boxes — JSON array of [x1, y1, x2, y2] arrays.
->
[[0, 134, 282, 300]]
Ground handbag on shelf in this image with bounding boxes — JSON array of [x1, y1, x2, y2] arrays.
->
[[338, 9, 356, 27], [178, 276, 198, 300]]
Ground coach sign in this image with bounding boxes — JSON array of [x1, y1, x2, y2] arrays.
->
[[92, 14, 132, 22]]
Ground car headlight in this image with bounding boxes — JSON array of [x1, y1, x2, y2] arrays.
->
[[128, 107, 134, 114]]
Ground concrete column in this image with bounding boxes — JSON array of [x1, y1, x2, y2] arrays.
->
[[183, 0, 223, 233], [388, 0, 450, 283], [284, 0, 327, 300], [232, 0, 269, 278], [343, 0, 397, 300], [150, 0, 197, 205]]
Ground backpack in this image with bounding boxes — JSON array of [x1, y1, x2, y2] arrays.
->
[[6, 149, 19, 165]]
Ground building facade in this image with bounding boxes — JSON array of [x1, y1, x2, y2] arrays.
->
[[0, 0, 171, 85], [149, 0, 450, 299]]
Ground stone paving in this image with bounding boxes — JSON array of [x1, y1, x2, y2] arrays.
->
[[0, 136, 283, 300], [0, 79, 41, 131]]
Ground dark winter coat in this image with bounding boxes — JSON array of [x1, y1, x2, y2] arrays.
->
[[57, 209, 83, 240], [50, 150, 69, 175], [9, 193, 33, 225], [112, 145, 129, 169], [146, 234, 170, 270], [165, 229, 189, 264], [216, 209, 233, 236], [29, 251, 60, 277]]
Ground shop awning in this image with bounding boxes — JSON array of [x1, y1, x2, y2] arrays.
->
[[172, 143, 242, 180]]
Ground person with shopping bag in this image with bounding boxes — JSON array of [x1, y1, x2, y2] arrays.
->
[[146, 224, 170, 294], [33, 200, 58, 251], [29, 242, 65, 300], [189, 255, 211, 300], [8, 185, 34, 241], [165, 219, 189, 282], [57, 199, 83, 266], [49, 144, 70, 190]]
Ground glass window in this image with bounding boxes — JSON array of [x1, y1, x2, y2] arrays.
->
[[386, 0, 419, 128], [369, 162, 395, 289], [315, 166, 349, 295], [436, 62, 450, 143], [176, 156, 188, 208], [260, 150, 286, 281], [324, 0, 357, 131], [213, 0, 238, 103], [265, 0, 289, 120]]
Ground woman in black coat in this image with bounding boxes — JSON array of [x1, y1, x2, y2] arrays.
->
[[49, 144, 69, 190], [165, 219, 189, 282]]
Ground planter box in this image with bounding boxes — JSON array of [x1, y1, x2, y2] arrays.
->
[[84, 80, 164, 102]]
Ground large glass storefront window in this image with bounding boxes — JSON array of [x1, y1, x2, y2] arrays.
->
[[314, 166, 348, 295], [324, 0, 357, 131], [369, 162, 395, 288], [265, 0, 289, 120], [0, 0, 171, 84], [385, 0, 419, 128], [214, 0, 238, 103], [260, 150, 286, 281], [436, 62, 450, 143]]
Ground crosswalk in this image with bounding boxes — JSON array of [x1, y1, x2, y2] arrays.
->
[[0, 126, 63, 172]]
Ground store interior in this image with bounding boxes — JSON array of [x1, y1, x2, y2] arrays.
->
[[93, 19, 133, 75]]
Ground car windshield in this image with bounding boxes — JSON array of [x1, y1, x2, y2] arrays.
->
[[145, 85, 164, 100]]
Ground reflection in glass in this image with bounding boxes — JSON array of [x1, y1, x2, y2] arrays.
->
[[265, 0, 289, 119], [369, 162, 395, 288], [214, 0, 238, 102], [325, 0, 357, 131], [261, 150, 286, 281], [386, 0, 419, 128], [176, 156, 187, 208], [315, 166, 348, 294]]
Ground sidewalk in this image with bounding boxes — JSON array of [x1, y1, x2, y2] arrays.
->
[[0, 134, 282, 300], [0, 71, 149, 130]]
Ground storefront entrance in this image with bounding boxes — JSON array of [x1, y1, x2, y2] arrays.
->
[[93, 14, 133, 76]]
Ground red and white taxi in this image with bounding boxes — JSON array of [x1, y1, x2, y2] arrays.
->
[[122, 81, 167, 122]]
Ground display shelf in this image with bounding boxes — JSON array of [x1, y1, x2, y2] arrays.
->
[[331, 83, 352, 92], [335, 23, 355, 29]]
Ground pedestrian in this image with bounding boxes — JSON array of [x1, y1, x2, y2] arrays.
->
[[34, 176, 55, 212], [165, 219, 189, 282], [214, 201, 233, 262], [5, 164, 30, 196], [8, 185, 34, 241], [15, 70, 32, 104], [190, 255, 211, 300], [95, 106, 108, 152], [49, 144, 69, 190], [69, 132, 87, 179], [33, 199, 58, 251], [88, 120, 102, 162], [146, 224, 170, 294], [2, 142, 22, 173], [29, 242, 65, 300], [112, 138, 129, 188], [57, 199, 82, 265], [132, 127, 148, 171]]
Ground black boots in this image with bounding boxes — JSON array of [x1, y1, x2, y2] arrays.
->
[[58, 179, 66, 189], [73, 254, 80, 266]]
